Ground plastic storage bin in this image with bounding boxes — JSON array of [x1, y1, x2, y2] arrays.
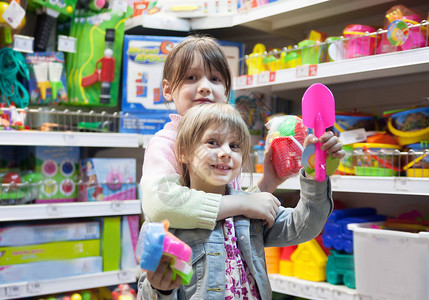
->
[[348, 222, 429, 300]]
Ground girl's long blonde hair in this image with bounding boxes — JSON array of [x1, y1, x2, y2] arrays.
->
[[175, 103, 251, 187]]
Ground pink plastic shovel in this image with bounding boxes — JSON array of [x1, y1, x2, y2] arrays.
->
[[302, 83, 335, 182]]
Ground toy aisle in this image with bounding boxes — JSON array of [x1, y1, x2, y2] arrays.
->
[[0, 0, 429, 299]]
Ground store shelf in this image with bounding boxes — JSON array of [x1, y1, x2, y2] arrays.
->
[[0, 269, 139, 300], [192, 0, 398, 31], [242, 173, 429, 196], [0, 200, 142, 222], [269, 274, 365, 300], [233, 47, 429, 92], [0, 131, 144, 148], [125, 13, 191, 31], [125, 0, 402, 32]]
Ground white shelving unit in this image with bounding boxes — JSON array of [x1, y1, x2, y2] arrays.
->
[[234, 47, 429, 91], [242, 173, 429, 196], [269, 274, 372, 300], [0, 131, 153, 148], [0, 129, 144, 298], [0, 200, 142, 222], [0, 269, 139, 300]]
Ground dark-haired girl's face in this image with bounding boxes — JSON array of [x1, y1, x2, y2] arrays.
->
[[163, 55, 228, 115]]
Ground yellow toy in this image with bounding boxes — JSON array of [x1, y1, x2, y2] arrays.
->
[[246, 43, 266, 75]]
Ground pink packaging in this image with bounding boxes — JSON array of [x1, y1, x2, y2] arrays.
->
[[343, 24, 377, 58]]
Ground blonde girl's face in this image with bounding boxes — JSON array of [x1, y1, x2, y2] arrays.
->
[[185, 125, 242, 194], [162, 55, 228, 115]]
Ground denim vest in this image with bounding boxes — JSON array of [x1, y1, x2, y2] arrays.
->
[[138, 175, 332, 300]]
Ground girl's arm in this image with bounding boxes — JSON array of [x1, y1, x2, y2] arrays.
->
[[142, 134, 281, 230], [263, 169, 334, 247]]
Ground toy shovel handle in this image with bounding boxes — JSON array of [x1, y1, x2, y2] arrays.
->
[[314, 113, 326, 182]]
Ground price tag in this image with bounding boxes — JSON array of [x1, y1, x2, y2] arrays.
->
[[58, 35, 77, 53], [296, 64, 318, 78], [235, 75, 247, 88], [257, 71, 269, 84], [27, 282, 41, 293], [64, 133, 77, 145], [13, 35, 34, 53], [5, 285, 22, 297], [111, 200, 123, 211], [296, 65, 310, 78], [394, 177, 411, 193], [246, 75, 253, 86], [309, 64, 318, 76], [46, 204, 60, 216], [339, 128, 367, 145], [269, 71, 276, 82], [117, 270, 130, 280], [2, 1, 25, 29]]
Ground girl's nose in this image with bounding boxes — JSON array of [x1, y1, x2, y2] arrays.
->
[[198, 77, 212, 95], [219, 144, 232, 158]]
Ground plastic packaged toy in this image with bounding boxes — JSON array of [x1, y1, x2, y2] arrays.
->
[[138, 220, 193, 285], [265, 115, 308, 178]]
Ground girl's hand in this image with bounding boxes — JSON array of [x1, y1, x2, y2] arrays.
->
[[304, 131, 345, 159], [257, 146, 289, 193], [218, 193, 281, 227], [147, 256, 181, 293]]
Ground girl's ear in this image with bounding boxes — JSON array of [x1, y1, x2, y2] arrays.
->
[[162, 79, 174, 102]]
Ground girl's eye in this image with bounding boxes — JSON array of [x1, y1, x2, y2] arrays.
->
[[186, 75, 197, 80], [230, 143, 240, 150], [207, 140, 219, 146], [211, 75, 223, 82]]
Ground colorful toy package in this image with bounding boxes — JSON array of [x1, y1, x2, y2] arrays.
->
[[25, 52, 68, 105], [120, 35, 244, 134], [265, 115, 308, 178], [80, 158, 136, 201], [66, 8, 131, 107], [19, 146, 80, 203]]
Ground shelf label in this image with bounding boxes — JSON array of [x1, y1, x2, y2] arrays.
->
[[58, 35, 77, 53], [13, 34, 34, 53], [339, 128, 367, 145], [302, 284, 316, 297], [257, 71, 270, 84], [5, 285, 22, 297], [111, 200, 123, 212], [394, 177, 411, 193], [296, 64, 318, 78], [117, 270, 131, 281], [27, 282, 41, 293], [269, 71, 276, 82], [246, 75, 254, 86], [46, 204, 60, 216], [63, 133, 77, 145], [235, 75, 247, 88]]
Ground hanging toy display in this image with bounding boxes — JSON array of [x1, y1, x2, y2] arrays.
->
[[265, 115, 308, 178]]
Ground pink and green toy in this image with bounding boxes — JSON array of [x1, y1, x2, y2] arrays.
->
[[265, 115, 308, 178], [138, 220, 193, 285]]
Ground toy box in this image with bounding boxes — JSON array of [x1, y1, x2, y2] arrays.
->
[[80, 158, 136, 201], [25, 52, 68, 105], [20, 146, 80, 203], [348, 222, 429, 300], [120, 35, 244, 134], [121, 215, 139, 270], [0, 239, 100, 265], [0, 256, 102, 284], [0, 221, 100, 246]]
